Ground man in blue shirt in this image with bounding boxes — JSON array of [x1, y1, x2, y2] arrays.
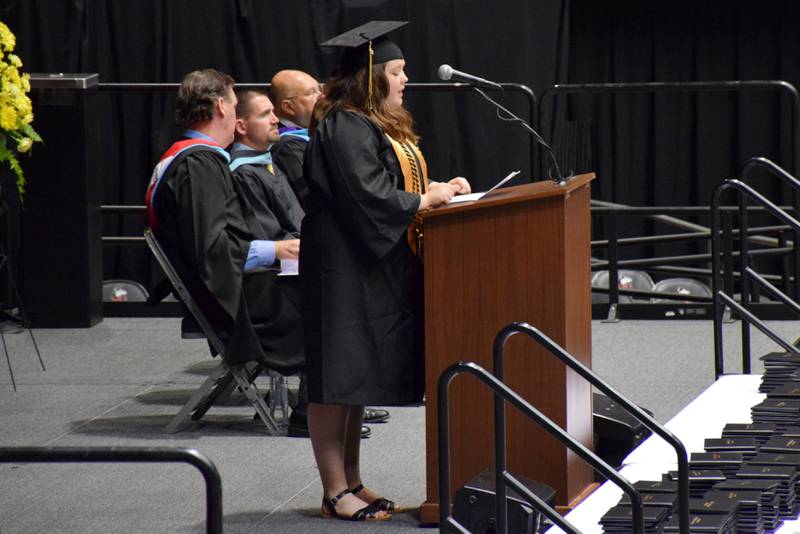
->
[[229, 88, 311, 436]]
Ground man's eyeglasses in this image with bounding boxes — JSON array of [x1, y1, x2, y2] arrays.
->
[[285, 85, 323, 100]]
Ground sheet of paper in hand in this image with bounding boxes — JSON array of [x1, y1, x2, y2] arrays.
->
[[449, 170, 521, 204], [278, 258, 299, 276]]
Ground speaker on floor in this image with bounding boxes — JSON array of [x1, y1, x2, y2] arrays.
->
[[453, 468, 555, 534], [593, 392, 653, 481]]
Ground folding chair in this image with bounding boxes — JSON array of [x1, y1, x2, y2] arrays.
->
[[652, 277, 712, 302], [144, 228, 288, 435], [102, 279, 149, 302], [591, 269, 655, 303]]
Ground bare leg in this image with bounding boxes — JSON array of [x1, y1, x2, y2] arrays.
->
[[308, 402, 385, 518], [345, 405, 400, 510], [343, 405, 365, 486]]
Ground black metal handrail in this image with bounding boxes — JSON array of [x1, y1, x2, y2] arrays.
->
[[437, 361, 642, 534], [493, 322, 690, 534], [103, 204, 799, 319], [590, 205, 796, 215], [0, 446, 222, 534], [741, 157, 800, 301], [589, 200, 793, 312], [102, 204, 146, 214], [542, 81, 800, 314], [712, 179, 800, 378], [592, 205, 786, 255], [742, 157, 800, 193], [104, 201, 793, 306], [591, 285, 711, 303], [591, 203, 788, 251], [593, 246, 792, 270], [591, 225, 790, 248], [643, 264, 783, 282], [539, 81, 800, 175]]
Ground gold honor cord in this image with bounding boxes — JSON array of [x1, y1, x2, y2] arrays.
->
[[366, 39, 374, 110], [386, 134, 429, 257]]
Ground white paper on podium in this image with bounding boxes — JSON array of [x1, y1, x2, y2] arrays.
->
[[449, 170, 521, 204]]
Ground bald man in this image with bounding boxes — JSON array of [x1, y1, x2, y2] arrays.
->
[[269, 70, 322, 209]]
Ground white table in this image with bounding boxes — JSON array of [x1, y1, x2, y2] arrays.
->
[[546, 374, 800, 533]]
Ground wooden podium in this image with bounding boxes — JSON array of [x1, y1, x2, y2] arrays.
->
[[419, 173, 595, 524]]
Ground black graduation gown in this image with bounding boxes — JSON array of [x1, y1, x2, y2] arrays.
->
[[230, 147, 305, 239], [301, 110, 423, 406], [270, 133, 310, 210], [150, 145, 304, 374]]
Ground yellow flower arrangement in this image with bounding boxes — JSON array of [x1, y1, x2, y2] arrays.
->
[[0, 21, 41, 197]]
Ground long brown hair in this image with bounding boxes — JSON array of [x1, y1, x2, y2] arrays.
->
[[311, 62, 418, 144]]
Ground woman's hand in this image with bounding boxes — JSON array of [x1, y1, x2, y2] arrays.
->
[[419, 182, 456, 211], [448, 177, 471, 194], [275, 239, 300, 260]]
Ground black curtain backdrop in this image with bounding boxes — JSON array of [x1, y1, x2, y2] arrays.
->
[[566, 0, 800, 262], [3, 0, 799, 284], [2, 0, 568, 284]]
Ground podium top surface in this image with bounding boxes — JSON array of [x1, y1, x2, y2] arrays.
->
[[422, 172, 594, 220]]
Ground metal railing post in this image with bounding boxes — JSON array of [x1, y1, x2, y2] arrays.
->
[[493, 322, 689, 534], [438, 361, 641, 534], [712, 179, 800, 376], [0, 446, 222, 534]]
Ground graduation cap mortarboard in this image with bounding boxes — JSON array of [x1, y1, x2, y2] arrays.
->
[[321, 21, 408, 109], [321, 21, 408, 69]]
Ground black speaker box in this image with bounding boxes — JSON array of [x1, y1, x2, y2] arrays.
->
[[22, 76, 102, 327], [453, 469, 555, 534], [593, 392, 653, 480]]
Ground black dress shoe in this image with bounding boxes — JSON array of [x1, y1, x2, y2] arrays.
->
[[364, 408, 390, 424]]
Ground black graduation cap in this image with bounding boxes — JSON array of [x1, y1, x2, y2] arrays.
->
[[321, 20, 408, 73]]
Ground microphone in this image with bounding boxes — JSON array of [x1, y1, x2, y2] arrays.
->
[[437, 64, 503, 90], [437, 64, 568, 182]]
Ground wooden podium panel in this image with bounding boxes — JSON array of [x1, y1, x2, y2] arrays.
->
[[419, 173, 594, 523]]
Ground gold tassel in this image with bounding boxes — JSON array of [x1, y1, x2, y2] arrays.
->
[[366, 40, 374, 110]]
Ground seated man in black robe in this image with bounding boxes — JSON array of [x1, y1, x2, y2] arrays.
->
[[231, 89, 305, 239], [268, 69, 321, 210], [229, 88, 385, 434], [145, 69, 304, 382], [229, 88, 310, 436]]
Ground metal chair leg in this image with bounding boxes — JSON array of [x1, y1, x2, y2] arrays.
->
[[1, 329, 15, 391], [229, 365, 282, 435], [164, 361, 230, 433], [268, 371, 289, 426]]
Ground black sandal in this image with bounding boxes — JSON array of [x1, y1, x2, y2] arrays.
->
[[350, 483, 402, 513], [321, 489, 388, 521]]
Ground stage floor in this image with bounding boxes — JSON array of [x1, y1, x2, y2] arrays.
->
[[0, 318, 797, 533]]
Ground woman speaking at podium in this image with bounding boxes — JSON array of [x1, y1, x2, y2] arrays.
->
[[300, 21, 470, 522]]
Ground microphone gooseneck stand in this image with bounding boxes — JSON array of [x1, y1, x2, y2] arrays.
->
[[472, 86, 568, 184]]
